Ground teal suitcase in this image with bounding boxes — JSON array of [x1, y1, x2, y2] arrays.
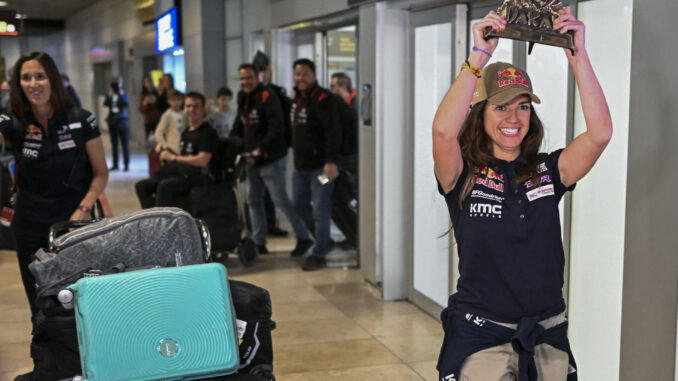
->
[[69, 263, 239, 381]]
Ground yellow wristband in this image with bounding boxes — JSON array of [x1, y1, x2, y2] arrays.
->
[[462, 60, 482, 78]]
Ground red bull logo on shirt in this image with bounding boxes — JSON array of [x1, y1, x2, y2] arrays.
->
[[474, 166, 504, 192], [486, 167, 504, 182], [25, 124, 42, 141], [497, 67, 529, 88]]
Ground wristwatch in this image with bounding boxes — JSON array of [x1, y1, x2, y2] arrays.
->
[[79, 205, 91, 214]]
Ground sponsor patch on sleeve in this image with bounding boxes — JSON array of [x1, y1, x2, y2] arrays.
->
[[526, 184, 554, 202]]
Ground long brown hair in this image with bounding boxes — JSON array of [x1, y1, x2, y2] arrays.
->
[[457, 100, 544, 207], [9, 51, 74, 123]]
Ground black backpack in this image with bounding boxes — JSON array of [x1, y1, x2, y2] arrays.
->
[[268, 84, 292, 147]]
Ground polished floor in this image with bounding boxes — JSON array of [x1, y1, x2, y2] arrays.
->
[[0, 150, 441, 381]]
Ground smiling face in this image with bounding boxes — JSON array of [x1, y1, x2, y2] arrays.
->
[[483, 95, 532, 161], [184, 96, 204, 128], [239, 67, 258, 94], [293, 64, 315, 93], [20, 60, 52, 112]]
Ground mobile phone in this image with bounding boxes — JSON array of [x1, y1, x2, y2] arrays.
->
[[317, 173, 330, 185]]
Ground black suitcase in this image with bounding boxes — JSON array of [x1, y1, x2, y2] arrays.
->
[[190, 184, 242, 253], [331, 170, 358, 247], [213, 280, 276, 381]]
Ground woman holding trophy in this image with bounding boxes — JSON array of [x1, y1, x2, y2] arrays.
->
[[433, 6, 611, 381]]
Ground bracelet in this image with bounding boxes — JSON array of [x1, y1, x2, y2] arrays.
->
[[461, 60, 482, 78], [79, 205, 91, 214], [472, 46, 492, 58]]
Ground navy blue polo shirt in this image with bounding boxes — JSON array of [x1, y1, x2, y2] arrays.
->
[[0, 109, 100, 225], [439, 149, 575, 323]]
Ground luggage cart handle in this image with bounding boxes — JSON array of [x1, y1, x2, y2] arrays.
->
[[48, 220, 99, 252], [195, 218, 212, 263]]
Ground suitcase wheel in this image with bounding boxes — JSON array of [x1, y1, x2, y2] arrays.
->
[[238, 238, 259, 266]]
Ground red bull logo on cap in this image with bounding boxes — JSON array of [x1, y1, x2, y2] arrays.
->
[[497, 67, 529, 88]]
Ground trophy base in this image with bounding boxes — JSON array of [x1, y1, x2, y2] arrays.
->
[[484, 24, 575, 55]]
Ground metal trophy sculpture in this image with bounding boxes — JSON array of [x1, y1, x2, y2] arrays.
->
[[484, 0, 575, 55]]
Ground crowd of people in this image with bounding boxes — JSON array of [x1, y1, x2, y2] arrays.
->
[[0, 5, 614, 379], [0, 48, 359, 380], [132, 51, 358, 271]]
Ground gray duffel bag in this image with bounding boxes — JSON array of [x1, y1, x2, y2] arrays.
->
[[29, 207, 211, 307]]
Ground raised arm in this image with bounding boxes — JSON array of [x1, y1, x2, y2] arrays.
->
[[433, 12, 506, 194], [554, 7, 613, 187]]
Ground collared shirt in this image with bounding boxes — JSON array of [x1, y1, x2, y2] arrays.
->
[[438, 149, 575, 323], [0, 109, 100, 225]]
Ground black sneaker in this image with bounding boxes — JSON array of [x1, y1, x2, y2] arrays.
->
[[267, 226, 289, 237], [302, 255, 326, 271], [109, 165, 119, 171], [338, 239, 356, 250], [257, 244, 269, 254], [290, 238, 314, 256]]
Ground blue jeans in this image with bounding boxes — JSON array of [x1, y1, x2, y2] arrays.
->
[[109, 117, 130, 168], [293, 168, 335, 256], [247, 157, 310, 246]]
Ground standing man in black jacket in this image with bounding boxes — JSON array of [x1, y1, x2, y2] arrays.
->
[[291, 59, 342, 270], [253, 50, 292, 237], [230, 63, 313, 255]]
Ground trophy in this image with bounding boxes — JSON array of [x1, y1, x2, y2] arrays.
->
[[484, 0, 575, 55]]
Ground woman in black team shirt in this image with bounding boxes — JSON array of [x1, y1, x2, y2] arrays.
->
[[0, 51, 108, 380], [433, 9, 612, 381]]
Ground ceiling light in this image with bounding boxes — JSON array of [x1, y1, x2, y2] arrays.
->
[[15, 13, 28, 20], [0, 2, 8, 7]]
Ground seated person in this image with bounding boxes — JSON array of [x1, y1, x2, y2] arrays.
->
[[135, 92, 218, 208]]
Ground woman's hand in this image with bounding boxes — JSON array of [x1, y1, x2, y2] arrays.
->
[[470, 11, 506, 67], [553, 7, 586, 62], [70, 207, 90, 221]]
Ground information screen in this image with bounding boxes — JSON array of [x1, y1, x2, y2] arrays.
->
[[156, 7, 178, 54]]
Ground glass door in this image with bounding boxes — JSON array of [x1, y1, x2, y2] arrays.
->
[[411, 6, 456, 308]]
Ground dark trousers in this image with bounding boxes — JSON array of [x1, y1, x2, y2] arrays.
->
[[264, 189, 277, 227], [144, 122, 156, 138], [12, 221, 50, 316], [135, 173, 213, 209], [109, 117, 130, 168]]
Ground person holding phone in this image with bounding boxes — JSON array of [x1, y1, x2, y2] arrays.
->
[[290, 58, 342, 271]]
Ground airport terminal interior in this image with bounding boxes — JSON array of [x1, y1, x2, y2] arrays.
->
[[0, 0, 676, 380]]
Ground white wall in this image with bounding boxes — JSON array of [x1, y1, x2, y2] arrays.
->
[[567, 1, 633, 380], [64, 0, 144, 113], [0, 37, 23, 76]]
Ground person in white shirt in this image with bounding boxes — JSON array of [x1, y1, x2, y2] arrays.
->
[[154, 90, 185, 154]]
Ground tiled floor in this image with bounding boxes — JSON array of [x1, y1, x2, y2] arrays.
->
[[0, 150, 441, 381]]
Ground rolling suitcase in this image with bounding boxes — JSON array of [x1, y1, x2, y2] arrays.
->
[[331, 170, 358, 247], [67, 263, 239, 381]]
